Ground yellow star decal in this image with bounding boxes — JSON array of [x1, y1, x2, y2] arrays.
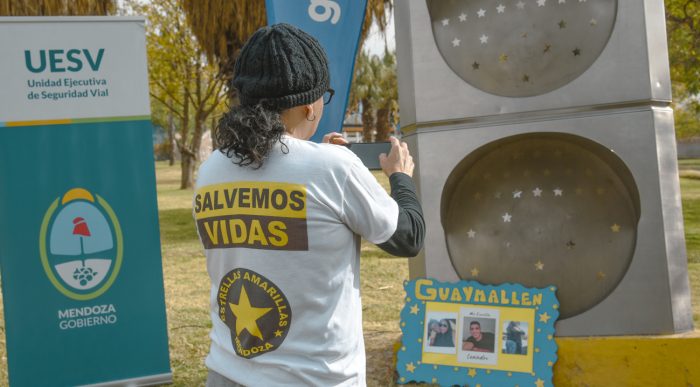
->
[[410, 304, 420, 315], [406, 362, 416, 373], [499, 53, 509, 62], [471, 267, 480, 277], [547, 361, 554, 367], [539, 312, 552, 324], [468, 368, 477, 377], [611, 223, 621, 232], [535, 260, 544, 271], [535, 378, 545, 387], [597, 271, 607, 281], [432, 378, 438, 384], [274, 330, 283, 337], [229, 285, 272, 340]]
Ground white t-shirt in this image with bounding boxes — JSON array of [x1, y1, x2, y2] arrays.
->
[[194, 136, 398, 386]]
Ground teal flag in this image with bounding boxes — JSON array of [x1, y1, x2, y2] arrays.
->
[[0, 17, 171, 386]]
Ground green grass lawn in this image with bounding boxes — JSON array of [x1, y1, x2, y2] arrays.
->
[[0, 160, 699, 386]]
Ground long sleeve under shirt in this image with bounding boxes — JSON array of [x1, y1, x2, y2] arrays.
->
[[377, 172, 425, 257]]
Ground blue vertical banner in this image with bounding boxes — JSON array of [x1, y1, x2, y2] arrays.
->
[[266, 0, 368, 143], [0, 17, 171, 386]]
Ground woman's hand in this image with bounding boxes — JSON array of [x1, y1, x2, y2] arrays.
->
[[379, 136, 414, 177], [322, 132, 349, 146]]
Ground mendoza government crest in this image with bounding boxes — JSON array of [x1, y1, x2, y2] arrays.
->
[[39, 188, 123, 301]]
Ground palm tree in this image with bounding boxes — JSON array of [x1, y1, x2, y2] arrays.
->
[[372, 51, 398, 142], [182, 0, 393, 101], [348, 52, 379, 142], [0, 0, 115, 15], [348, 51, 398, 142]]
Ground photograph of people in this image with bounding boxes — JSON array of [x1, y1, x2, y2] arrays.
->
[[424, 313, 457, 354], [427, 319, 440, 344], [430, 319, 456, 347], [462, 320, 495, 353], [503, 321, 528, 355]]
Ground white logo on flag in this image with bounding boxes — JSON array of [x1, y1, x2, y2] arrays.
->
[[309, 0, 341, 24]]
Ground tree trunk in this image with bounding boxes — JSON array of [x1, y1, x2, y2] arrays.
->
[[375, 107, 390, 142], [211, 115, 219, 150], [361, 99, 374, 143], [179, 84, 191, 189], [181, 67, 206, 190], [180, 154, 196, 190], [167, 110, 176, 166]]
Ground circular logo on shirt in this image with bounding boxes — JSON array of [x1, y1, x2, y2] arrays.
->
[[39, 188, 123, 300], [218, 268, 292, 359]]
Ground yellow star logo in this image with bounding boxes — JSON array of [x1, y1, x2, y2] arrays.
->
[[611, 223, 621, 233], [547, 361, 554, 367], [471, 267, 480, 277], [535, 378, 545, 387], [229, 285, 272, 340], [468, 368, 477, 377], [406, 362, 416, 373], [274, 330, 283, 337], [597, 271, 607, 281], [539, 312, 551, 324], [410, 304, 420, 315], [535, 260, 544, 271]]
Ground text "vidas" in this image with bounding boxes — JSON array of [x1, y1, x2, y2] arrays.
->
[[25, 49, 105, 73]]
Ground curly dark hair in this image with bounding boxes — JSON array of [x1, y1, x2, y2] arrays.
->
[[216, 104, 289, 168]]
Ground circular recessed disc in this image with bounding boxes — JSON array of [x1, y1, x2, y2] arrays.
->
[[441, 133, 639, 319], [427, 0, 617, 97]]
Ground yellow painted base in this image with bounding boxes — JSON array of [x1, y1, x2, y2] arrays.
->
[[554, 331, 700, 386]]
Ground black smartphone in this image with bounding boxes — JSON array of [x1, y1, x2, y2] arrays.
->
[[347, 142, 393, 170]]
